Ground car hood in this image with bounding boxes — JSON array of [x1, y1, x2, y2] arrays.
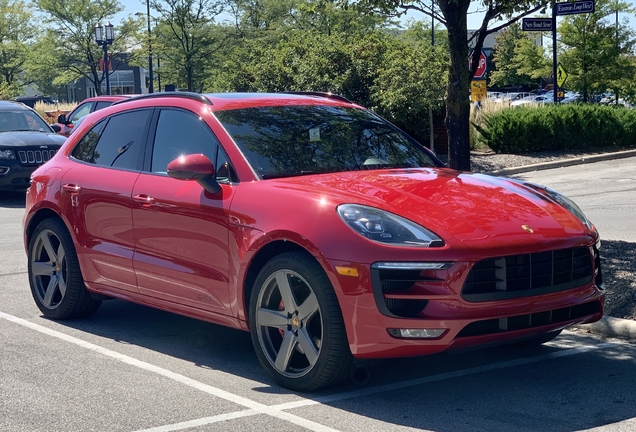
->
[[272, 168, 592, 248], [0, 131, 66, 147]]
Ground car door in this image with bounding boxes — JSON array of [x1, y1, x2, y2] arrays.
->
[[61, 109, 152, 293], [131, 108, 235, 314]]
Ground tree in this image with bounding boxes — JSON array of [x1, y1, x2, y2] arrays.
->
[[373, 34, 448, 144], [353, 0, 552, 170], [34, 0, 142, 96], [0, 0, 34, 98], [490, 22, 550, 89], [150, 0, 229, 92], [558, 0, 636, 102]]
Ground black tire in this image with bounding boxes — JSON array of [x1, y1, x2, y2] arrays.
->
[[249, 252, 353, 391], [508, 330, 562, 348], [27, 218, 101, 319]]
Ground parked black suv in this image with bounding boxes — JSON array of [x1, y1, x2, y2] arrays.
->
[[13, 95, 54, 108], [0, 101, 65, 191]]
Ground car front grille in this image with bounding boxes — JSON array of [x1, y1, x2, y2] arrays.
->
[[462, 247, 594, 302], [18, 149, 57, 165], [456, 301, 601, 338]]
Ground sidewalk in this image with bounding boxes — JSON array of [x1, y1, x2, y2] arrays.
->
[[486, 148, 636, 176], [486, 148, 636, 342]]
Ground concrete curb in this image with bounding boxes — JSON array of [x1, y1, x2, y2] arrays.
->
[[487, 149, 636, 176], [573, 316, 636, 341]]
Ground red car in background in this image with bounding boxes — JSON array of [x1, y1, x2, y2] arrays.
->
[[53, 95, 132, 137], [23, 92, 605, 391]]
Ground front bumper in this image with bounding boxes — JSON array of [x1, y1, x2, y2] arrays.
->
[[0, 161, 36, 191], [326, 247, 605, 359]]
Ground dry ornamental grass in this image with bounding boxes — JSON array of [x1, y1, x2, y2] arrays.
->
[[33, 101, 77, 124]]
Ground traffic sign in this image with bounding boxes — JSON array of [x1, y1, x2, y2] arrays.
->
[[522, 18, 553, 31], [556, 63, 568, 88], [469, 50, 488, 79], [556, 1, 595, 15], [471, 81, 487, 102]]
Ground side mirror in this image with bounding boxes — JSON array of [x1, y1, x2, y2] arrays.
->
[[57, 114, 67, 124], [167, 154, 221, 194], [50, 124, 61, 133]]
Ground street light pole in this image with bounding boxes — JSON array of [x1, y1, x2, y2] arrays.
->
[[146, 0, 154, 93], [95, 22, 114, 95]]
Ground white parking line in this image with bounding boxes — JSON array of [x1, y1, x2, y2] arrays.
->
[[1, 311, 621, 432], [273, 338, 616, 411], [0, 312, 338, 432], [132, 410, 257, 432]]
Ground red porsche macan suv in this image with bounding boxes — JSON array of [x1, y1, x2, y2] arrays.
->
[[23, 92, 605, 391]]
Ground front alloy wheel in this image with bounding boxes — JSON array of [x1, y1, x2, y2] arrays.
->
[[249, 252, 352, 391]]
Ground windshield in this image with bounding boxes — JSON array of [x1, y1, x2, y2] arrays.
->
[[0, 110, 51, 133], [214, 105, 440, 179]]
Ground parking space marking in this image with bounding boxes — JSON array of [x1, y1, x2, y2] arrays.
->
[[273, 338, 618, 411], [3, 310, 625, 432], [127, 336, 621, 432], [0, 312, 338, 432], [0, 271, 27, 277], [132, 410, 258, 432]]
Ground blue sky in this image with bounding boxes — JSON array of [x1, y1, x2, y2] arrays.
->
[[116, 0, 636, 32]]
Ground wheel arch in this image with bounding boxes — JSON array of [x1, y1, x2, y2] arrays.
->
[[25, 208, 66, 254], [243, 240, 321, 327]]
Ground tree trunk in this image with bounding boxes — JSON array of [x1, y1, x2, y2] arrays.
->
[[438, 0, 472, 171]]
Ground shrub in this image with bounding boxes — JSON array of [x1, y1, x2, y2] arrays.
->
[[477, 104, 636, 153]]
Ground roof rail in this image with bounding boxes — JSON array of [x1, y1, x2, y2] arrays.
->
[[113, 91, 212, 106], [280, 91, 352, 104]]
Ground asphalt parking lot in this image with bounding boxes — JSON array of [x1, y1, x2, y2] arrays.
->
[[2, 187, 636, 432]]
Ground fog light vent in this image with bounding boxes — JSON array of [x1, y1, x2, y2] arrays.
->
[[388, 328, 446, 339]]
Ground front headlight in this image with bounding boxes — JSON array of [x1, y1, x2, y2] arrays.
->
[[0, 149, 15, 160], [336, 204, 444, 247], [544, 187, 592, 230]]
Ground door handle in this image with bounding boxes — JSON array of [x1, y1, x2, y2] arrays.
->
[[62, 184, 81, 193], [62, 184, 81, 207], [134, 194, 156, 207]]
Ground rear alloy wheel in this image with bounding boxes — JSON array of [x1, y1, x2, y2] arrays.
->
[[249, 252, 353, 391], [28, 218, 101, 319]]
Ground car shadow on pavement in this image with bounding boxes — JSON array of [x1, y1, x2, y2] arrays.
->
[[0, 191, 26, 208], [601, 240, 636, 320], [53, 298, 636, 432]]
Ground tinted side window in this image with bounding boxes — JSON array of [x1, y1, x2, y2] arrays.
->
[[94, 101, 113, 111], [71, 121, 106, 163], [215, 147, 237, 183], [151, 109, 219, 174], [72, 110, 150, 170]]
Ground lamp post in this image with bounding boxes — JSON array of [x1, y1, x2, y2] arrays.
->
[[136, 3, 156, 93], [95, 22, 114, 95]]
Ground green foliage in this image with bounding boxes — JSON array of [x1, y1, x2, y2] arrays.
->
[[34, 0, 143, 95], [208, 20, 447, 144], [490, 23, 550, 88], [0, 0, 34, 95], [478, 105, 636, 153], [351, 0, 553, 169], [372, 36, 448, 143], [150, 0, 229, 92], [558, 0, 636, 102]]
